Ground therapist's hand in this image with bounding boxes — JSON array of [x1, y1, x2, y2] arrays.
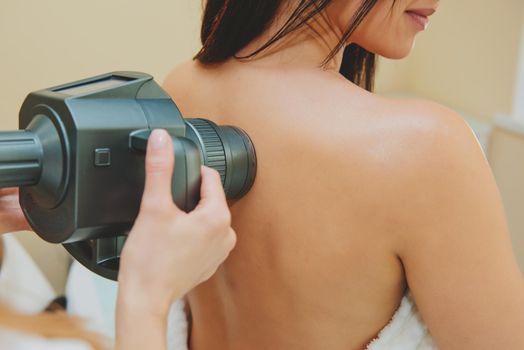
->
[[116, 129, 236, 350], [0, 188, 31, 233]]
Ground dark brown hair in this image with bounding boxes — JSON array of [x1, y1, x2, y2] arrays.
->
[[194, 0, 393, 92]]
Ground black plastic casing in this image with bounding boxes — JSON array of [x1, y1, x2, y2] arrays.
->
[[11, 71, 257, 280], [19, 72, 187, 244]]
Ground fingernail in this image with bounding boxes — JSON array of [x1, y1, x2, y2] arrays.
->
[[150, 129, 167, 150]]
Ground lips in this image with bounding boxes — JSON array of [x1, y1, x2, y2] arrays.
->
[[405, 8, 436, 30], [405, 8, 436, 17]]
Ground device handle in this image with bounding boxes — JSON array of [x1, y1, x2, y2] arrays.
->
[[0, 130, 42, 188], [129, 130, 202, 212], [62, 130, 203, 281]]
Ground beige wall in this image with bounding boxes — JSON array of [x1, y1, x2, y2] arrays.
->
[[3, 1, 522, 126], [0, 0, 201, 130], [488, 122, 524, 272], [376, 0, 524, 123]]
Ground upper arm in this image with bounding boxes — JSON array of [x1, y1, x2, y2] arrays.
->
[[392, 102, 524, 349]]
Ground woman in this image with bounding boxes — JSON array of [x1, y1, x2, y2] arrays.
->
[[161, 0, 524, 349], [0, 129, 236, 350]]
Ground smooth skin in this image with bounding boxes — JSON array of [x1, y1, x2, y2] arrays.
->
[[161, 0, 524, 348], [0, 129, 236, 350]]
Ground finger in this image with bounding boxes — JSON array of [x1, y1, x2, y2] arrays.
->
[[141, 129, 180, 212], [0, 188, 18, 196], [224, 227, 237, 253], [193, 165, 228, 214], [0, 189, 21, 209]]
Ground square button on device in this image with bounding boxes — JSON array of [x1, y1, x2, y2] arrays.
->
[[94, 148, 111, 167]]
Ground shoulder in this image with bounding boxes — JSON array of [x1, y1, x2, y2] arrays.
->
[[376, 97, 481, 172], [163, 61, 482, 183], [337, 91, 482, 182], [322, 81, 481, 185], [163, 60, 197, 89], [164, 61, 479, 168], [366, 96, 504, 256], [162, 60, 202, 111], [357, 96, 487, 214], [378, 97, 487, 207], [328, 91, 489, 235]]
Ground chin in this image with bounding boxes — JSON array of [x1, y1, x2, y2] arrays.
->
[[374, 40, 415, 60]]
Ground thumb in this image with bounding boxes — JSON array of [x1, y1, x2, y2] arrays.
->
[[140, 129, 178, 211], [193, 165, 228, 214]]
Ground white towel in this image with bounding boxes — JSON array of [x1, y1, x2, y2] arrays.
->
[[0, 234, 56, 313], [366, 291, 438, 350], [166, 291, 438, 350], [167, 299, 189, 350]]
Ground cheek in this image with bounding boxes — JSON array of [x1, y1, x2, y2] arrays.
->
[[327, 0, 363, 32], [348, 2, 419, 59]]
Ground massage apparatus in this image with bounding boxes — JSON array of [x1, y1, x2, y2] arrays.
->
[[0, 72, 257, 280]]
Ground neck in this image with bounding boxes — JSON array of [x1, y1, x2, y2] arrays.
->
[[234, 4, 345, 72]]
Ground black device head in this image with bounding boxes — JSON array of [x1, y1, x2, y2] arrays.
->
[[0, 72, 256, 280]]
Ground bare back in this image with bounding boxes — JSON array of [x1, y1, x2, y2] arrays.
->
[[163, 56, 524, 350], [163, 60, 415, 349]]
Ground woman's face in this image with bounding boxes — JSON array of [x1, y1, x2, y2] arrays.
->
[[326, 0, 440, 59]]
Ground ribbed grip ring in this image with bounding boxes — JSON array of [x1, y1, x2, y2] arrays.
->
[[186, 119, 226, 184]]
